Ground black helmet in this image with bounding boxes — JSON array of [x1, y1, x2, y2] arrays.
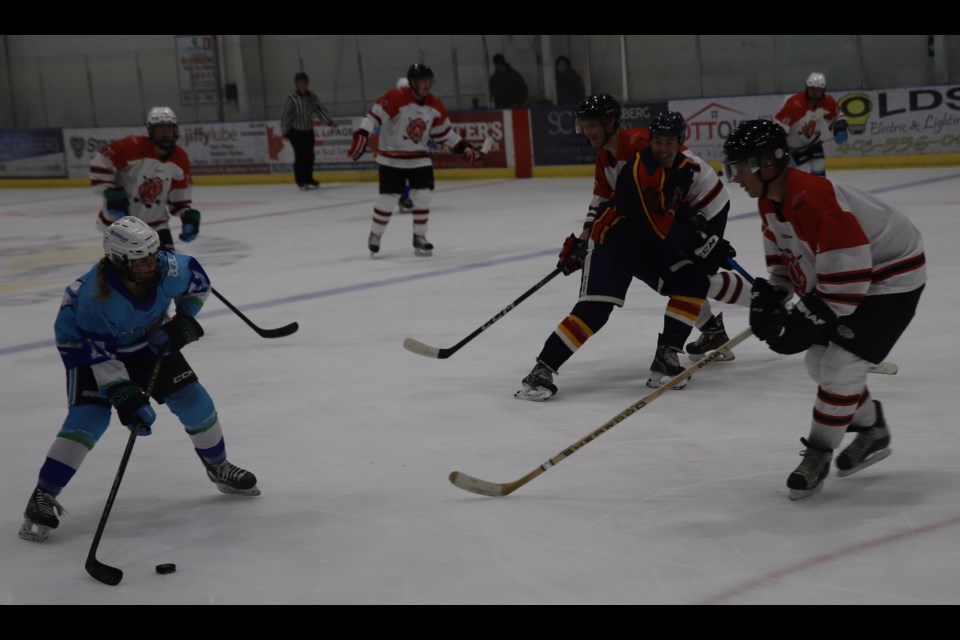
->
[[649, 111, 686, 140], [575, 94, 621, 128], [407, 64, 434, 85], [723, 119, 789, 170], [722, 119, 790, 189], [294, 72, 309, 84]]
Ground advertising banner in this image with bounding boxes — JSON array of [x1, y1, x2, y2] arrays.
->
[[62, 126, 140, 178], [669, 95, 783, 163], [178, 121, 272, 174], [530, 101, 668, 166], [175, 35, 218, 105], [0, 129, 67, 178]]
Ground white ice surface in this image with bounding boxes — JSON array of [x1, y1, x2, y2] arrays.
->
[[0, 169, 957, 604]]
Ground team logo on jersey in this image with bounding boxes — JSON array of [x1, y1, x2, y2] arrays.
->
[[782, 248, 807, 290], [406, 118, 428, 143], [139, 177, 164, 206]]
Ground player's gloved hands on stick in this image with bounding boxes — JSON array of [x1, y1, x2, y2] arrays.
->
[[766, 292, 836, 355], [148, 315, 204, 354], [557, 234, 588, 275], [179, 209, 201, 242], [749, 278, 789, 341], [348, 129, 369, 160], [452, 140, 481, 163], [106, 382, 156, 436], [691, 231, 736, 271], [104, 187, 129, 219]]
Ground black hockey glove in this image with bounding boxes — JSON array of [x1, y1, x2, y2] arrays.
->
[[766, 293, 837, 355], [148, 315, 204, 354], [106, 382, 156, 435], [749, 278, 789, 341], [557, 234, 588, 275]]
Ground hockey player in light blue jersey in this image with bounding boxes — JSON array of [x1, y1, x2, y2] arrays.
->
[[19, 217, 259, 543]]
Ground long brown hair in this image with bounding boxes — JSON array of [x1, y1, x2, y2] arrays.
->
[[94, 257, 112, 300]]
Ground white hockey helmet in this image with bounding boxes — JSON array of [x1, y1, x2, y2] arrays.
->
[[806, 72, 827, 89], [104, 217, 163, 285], [146, 106, 179, 153]]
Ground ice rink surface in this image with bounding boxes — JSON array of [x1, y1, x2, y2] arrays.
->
[[1, 168, 957, 604]]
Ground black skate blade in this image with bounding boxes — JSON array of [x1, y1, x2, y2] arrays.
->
[[836, 448, 891, 478]]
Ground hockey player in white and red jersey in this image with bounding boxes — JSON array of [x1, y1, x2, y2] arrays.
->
[[775, 72, 848, 177], [348, 64, 480, 257], [90, 107, 201, 253], [724, 120, 925, 500]]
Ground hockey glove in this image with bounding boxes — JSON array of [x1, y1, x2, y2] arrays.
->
[[452, 140, 481, 163], [103, 186, 129, 219], [692, 231, 736, 272], [557, 233, 588, 275], [766, 292, 836, 355], [106, 382, 156, 435], [148, 315, 204, 354], [348, 129, 369, 160], [833, 120, 849, 145], [179, 209, 201, 242], [749, 278, 790, 341]]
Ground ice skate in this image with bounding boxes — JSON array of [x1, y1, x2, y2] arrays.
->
[[413, 233, 433, 257], [514, 361, 558, 401], [685, 313, 734, 362], [368, 232, 382, 257], [836, 401, 891, 477], [647, 336, 688, 389], [18, 487, 66, 542], [206, 460, 261, 496], [787, 438, 833, 501]]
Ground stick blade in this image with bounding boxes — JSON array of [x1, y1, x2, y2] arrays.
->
[[255, 322, 299, 338], [86, 558, 123, 586], [449, 471, 506, 497], [403, 338, 443, 358], [867, 362, 898, 375]]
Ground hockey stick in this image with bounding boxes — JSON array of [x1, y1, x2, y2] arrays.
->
[[450, 327, 755, 497], [85, 355, 164, 585], [726, 258, 896, 375], [211, 287, 299, 338], [404, 268, 562, 358]]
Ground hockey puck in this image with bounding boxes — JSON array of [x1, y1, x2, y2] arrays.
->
[[155, 563, 176, 574]]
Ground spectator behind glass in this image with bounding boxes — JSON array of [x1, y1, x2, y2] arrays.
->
[[555, 56, 585, 105], [489, 53, 528, 108]]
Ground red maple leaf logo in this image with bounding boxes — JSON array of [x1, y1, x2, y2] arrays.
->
[[139, 177, 163, 206], [406, 118, 427, 144], [267, 126, 285, 160]]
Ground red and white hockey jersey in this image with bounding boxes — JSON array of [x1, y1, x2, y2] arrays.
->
[[359, 87, 463, 169], [760, 169, 926, 317], [587, 128, 650, 225], [776, 92, 845, 152], [90, 136, 193, 231]]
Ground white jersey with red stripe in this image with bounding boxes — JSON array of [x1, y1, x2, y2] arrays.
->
[[359, 87, 463, 169], [90, 136, 193, 232], [776, 92, 845, 152], [760, 169, 926, 317], [587, 128, 650, 227]]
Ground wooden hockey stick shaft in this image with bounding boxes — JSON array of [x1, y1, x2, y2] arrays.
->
[[450, 327, 755, 497]]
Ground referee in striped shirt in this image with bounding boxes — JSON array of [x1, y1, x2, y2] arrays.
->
[[281, 72, 336, 189]]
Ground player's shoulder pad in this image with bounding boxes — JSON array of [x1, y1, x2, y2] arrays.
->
[[785, 168, 839, 210], [168, 146, 191, 172]]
